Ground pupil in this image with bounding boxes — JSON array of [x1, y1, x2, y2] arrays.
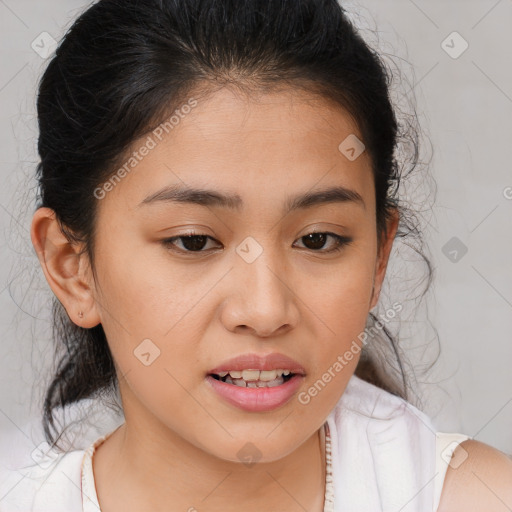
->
[[182, 235, 208, 251], [303, 233, 326, 250]]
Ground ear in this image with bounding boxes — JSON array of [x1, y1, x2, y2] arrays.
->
[[30, 207, 101, 328], [369, 207, 399, 310]]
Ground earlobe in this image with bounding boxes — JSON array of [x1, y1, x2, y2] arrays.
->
[[30, 207, 101, 328]]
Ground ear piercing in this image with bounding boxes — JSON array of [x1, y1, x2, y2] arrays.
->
[[78, 311, 84, 319]]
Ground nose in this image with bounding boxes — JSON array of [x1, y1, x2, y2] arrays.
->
[[219, 245, 300, 338]]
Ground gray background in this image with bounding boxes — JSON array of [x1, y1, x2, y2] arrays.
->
[[0, 0, 511, 467]]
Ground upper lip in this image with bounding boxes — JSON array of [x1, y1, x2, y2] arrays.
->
[[208, 352, 306, 375]]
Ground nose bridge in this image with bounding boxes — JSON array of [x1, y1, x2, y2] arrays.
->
[[236, 234, 286, 301], [224, 234, 298, 335]]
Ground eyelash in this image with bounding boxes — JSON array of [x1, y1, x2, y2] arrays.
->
[[160, 231, 353, 255]]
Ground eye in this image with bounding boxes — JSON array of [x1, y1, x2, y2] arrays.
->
[[293, 232, 353, 253], [161, 233, 222, 253], [160, 231, 352, 255]]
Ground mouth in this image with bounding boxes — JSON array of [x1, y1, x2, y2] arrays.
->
[[206, 352, 306, 411], [208, 369, 296, 388]]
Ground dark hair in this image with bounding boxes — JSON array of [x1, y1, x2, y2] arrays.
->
[[35, 0, 435, 450]]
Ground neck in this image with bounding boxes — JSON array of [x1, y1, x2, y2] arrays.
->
[[93, 418, 327, 512]]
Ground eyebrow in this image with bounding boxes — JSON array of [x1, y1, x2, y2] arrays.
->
[[138, 183, 365, 214]]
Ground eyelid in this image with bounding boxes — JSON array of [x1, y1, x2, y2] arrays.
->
[[293, 232, 352, 253], [160, 230, 352, 255], [160, 231, 222, 254]]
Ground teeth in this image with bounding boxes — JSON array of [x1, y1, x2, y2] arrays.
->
[[233, 377, 284, 388], [259, 370, 277, 380], [220, 372, 292, 388], [216, 369, 293, 381], [242, 369, 260, 381], [213, 368, 298, 389]]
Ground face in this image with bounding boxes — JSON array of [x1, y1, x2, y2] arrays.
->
[[34, 85, 398, 464]]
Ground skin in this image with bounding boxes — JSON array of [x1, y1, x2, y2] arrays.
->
[[30, 85, 512, 511], [438, 440, 512, 511]]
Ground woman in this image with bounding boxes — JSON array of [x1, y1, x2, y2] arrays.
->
[[3, 0, 511, 510]]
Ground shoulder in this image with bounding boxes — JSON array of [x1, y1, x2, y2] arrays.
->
[[437, 439, 512, 512]]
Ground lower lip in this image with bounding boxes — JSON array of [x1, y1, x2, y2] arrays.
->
[[205, 374, 305, 412]]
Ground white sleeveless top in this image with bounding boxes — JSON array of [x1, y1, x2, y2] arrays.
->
[[0, 374, 471, 511]]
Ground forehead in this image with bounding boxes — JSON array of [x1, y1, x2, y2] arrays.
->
[[97, 86, 374, 215]]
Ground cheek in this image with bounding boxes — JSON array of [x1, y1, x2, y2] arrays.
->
[[302, 251, 376, 333], [297, 247, 375, 388], [93, 242, 205, 381], [292, 276, 372, 425], [94, 236, 200, 338]]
